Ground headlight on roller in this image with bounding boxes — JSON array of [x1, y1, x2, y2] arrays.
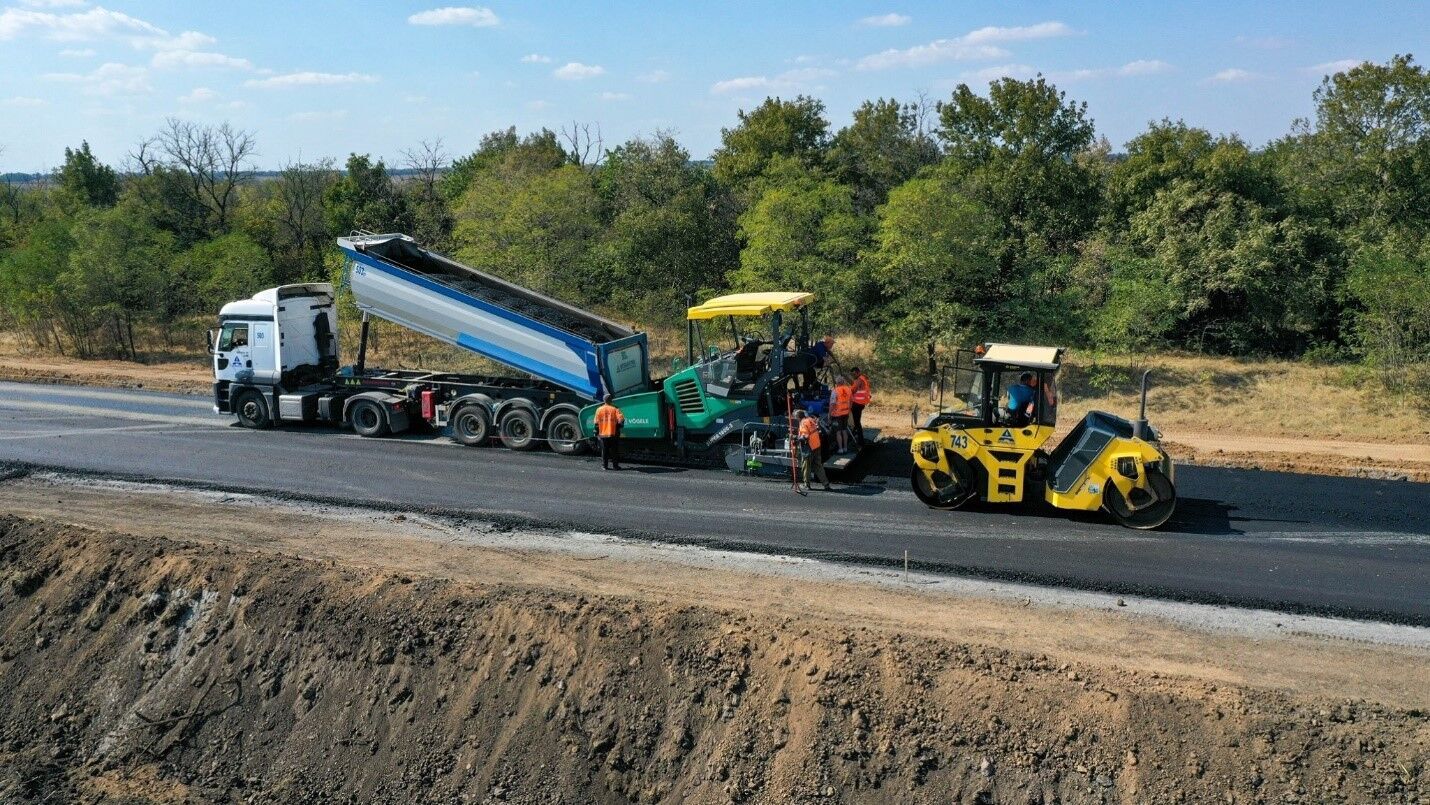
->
[[918, 440, 940, 462], [1116, 456, 1139, 479]]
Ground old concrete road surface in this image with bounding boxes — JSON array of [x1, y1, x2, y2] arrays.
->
[[1, 380, 1427, 624]]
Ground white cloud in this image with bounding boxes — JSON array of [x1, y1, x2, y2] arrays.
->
[[0, 6, 214, 50], [859, 20, 1074, 71], [290, 109, 349, 122], [599, 91, 631, 101], [20, 0, 87, 7], [44, 61, 150, 94], [407, 6, 498, 27], [178, 86, 216, 103], [1, 96, 49, 106], [1308, 59, 1363, 75], [1118, 59, 1170, 76], [58, 47, 93, 57], [960, 63, 1036, 84], [711, 67, 836, 95], [244, 71, 377, 88], [553, 61, 604, 80], [151, 50, 253, 70], [1205, 68, 1259, 83], [962, 21, 1075, 45], [520, 53, 551, 63], [858, 13, 910, 27], [636, 69, 670, 83]]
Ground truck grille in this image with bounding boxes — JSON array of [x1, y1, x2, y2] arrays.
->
[[673, 379, 704, 414]]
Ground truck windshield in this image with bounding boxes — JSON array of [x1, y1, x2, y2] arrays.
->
[[217, 324, 248, 350]]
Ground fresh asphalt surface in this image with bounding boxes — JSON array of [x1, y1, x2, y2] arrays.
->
[[1, 380, 1427, 624]]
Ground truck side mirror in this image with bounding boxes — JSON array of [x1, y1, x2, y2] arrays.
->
[[206, 329, 216, 354]]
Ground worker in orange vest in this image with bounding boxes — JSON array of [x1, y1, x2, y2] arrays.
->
[[794, 410, 831, 493], [594, 394, 625, 470], [849, 366, 872, 446], [829, 375, 854, 454]]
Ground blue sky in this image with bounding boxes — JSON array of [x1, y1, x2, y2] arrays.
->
[[0, 1, 1425, 171]]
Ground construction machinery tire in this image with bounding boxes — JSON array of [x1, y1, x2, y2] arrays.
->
[[1105, 467, 1176, 530], [450, 405, 491, 447], [498, 408, 539, 451], [910, 452, 976, 510], [235, 389, 272, 430], [350, 399, 390, 438], [545, 412, 587, 456]]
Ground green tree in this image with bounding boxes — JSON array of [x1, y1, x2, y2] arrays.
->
[[1344, 245, 1430, 386], [451, 164, 601, 301], [0, 219, 81, 353], [594, 133, 738, 320], [827, 97, 940, 212], [937, 76, 1101, 257], [65, 201, 176, 359], [864, 169, 1001, 376], [711, 96, 830, 198], [1278, 55, 1430, 246], [56, 141, 119, 210], [726, 157, 871, 326], [167, 233, 275, 331], [325, 154, 412, 237], [441, 128, 567, 201]]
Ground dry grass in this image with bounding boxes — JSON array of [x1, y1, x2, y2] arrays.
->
[[832, 335, 1429, 444], [3, 324, 1425, 445]]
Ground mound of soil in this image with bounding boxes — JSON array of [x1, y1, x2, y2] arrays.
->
[[0, 515, 1424, 803]]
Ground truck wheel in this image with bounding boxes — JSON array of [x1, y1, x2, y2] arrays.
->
[[546, 412, 587, 456], [235, 389, 272, 429], [450, 405, 491, 446], [350, 399, 390, 438], [498, 408, 538, 451]]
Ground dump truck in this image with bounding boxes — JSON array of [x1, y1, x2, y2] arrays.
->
[[210, 233, 868, 471]]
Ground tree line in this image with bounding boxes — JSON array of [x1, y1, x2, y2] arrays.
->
[[0, 55, 1426, 384]]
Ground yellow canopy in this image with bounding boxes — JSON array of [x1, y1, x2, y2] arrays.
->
[[687, 291, 814, 320], [976, 343, 1064, 370]]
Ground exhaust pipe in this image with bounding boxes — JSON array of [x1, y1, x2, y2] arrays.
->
[[1133, 369, 1151, 440]]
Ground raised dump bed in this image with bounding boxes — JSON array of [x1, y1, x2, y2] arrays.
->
[[339, 234, 649, 400]]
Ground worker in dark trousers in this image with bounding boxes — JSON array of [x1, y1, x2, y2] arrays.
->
[[594, 394, 625, 470], [850, 366, 871, 446], [794, 410, 831, 492]]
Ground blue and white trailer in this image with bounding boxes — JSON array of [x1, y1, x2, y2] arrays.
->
[[210, 233, 651, 454]]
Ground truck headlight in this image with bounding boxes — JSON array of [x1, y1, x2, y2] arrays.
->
[[1116, 456, 1139, 479]]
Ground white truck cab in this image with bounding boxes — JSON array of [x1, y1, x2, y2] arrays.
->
[[211, 283, 338, 416]]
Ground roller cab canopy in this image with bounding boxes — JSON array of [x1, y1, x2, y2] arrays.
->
[[974, 343, 1063, 371], [687, 292, 814, 321]]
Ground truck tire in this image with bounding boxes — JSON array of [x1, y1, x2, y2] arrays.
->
[[450, 405, 491, 447], [234, 389, 272, 429], [545, 412, 587, 456], [350, 399, 390, 438], [498, 408, 538, 451]]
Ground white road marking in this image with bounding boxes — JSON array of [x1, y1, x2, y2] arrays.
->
[[0, 423, 181, 441], [0, 399, 221, 428], [0, 383, 212, 408]]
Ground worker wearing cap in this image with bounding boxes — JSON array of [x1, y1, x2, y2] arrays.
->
[[849, 367, 872, 446], [829, 375, 854, 454], [594, 394, 625, 470], [794, 410, 831, 492]]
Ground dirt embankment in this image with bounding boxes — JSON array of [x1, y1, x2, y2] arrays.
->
[[1, 515, 1425, 804]]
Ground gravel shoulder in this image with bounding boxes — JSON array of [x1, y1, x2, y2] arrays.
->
[[1, 475, 1426, 802]]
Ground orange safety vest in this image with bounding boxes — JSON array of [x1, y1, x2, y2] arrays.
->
[[851, 375, 871, 406], [594, 404, 624, 438], [797, 416, 821, 451], [830, 384, 853, 416]]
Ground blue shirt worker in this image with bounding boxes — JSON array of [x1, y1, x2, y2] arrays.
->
[[1006, 372, 1039, 425]]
